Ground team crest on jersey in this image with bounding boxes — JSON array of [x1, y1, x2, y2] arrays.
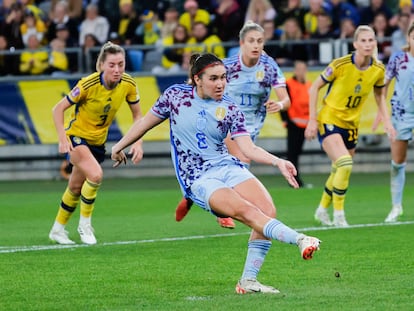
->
[[103, 104, 111, 113], [354, 84, 361, 94], [71, 87, 80, 97], [73, 136, 81, 144], [215, 107, 226, 120], [256, 70, 264, 82], [325, 67, 333, 77]]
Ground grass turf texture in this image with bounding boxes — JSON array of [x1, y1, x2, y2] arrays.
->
[[0, 173, 413, 310]]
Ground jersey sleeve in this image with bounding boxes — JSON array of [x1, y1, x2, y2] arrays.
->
[[321, 62, 336, 83], [150, 86, 172, 120], [66, 79, 86, 105], [126, 80, 140, 104]]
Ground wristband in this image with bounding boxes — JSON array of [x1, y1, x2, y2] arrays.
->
[[277, 102, 284, 110]]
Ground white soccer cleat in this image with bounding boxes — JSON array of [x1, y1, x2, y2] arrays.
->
[[314, 207, 333, 226], [77, 223, 97, 245], [333, 214, 349, 228], [385, 204, 403, 223], [49, 228, 75, 245], [297, 234, 321, 260], [235, 279, 280, 294]]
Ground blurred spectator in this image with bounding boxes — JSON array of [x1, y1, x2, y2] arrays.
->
[[46, 0, 79, 45], [0, 0, 16, 24], [324, 0, 360, 36], [398, 0, 414, 16], [308, 12, 335, 65], [1, 2, 25, 51], [19, 34, 49, 75], [113, 0, 140, 45], [244, 0, 277, 26], [211, 0, 244, 42], [134, 0, 170, 20], [152, 24, 190, 74], [54, 23, 77, 72], [20, 9, 47, 47], [184, 21, 226, 69], [281, 60, 312, 187], [0, 35, 14, 76], [81, 33, 100, 73], [134, 9, 162, 45], [78, 3, 109, 46], [19, 0, 46, 21], [273, 17, 308, 66], [390, 12, 411, 55], [160, 7, 179, 39], [178, 0, 211, 36], [372, 12, 393, 63], [46, 37, 69, 76], [358, 0, 394, 26], [303, 0, 325, 37], [262, 19, 279, 58], [274, 0, 306, 33], [41, 0, 83, 22], [336, 17, 356, 55]]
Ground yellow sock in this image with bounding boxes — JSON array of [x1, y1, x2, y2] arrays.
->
[[55, 187, 80, 225], [319, 163, 337, 209], [332, 155, 353, 211], [80, 179, 101, 218]]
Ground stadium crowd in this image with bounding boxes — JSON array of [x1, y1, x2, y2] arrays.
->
[[0, 0, 411, 76]]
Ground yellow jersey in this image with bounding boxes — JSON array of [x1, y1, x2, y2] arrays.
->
[[318, 53, 385, 129], [65, 72, 139, 145]]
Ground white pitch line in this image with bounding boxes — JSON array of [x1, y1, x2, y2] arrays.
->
[[1, 220, 413, 254]]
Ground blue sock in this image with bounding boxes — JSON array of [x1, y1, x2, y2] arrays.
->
[[391, 160, 406, 206], [263, 219, 299, 244], [241, 240, 271, 280]]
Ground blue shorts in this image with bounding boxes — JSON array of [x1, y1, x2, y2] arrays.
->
[[392, 114, 414, 141], [189, 164, 255, 216], [69, 136, 106, 163], [318, 124, 358, 150]]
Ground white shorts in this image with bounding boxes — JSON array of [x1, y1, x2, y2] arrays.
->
[[392, 113, 414, 141], [189, 164, 255, 215]]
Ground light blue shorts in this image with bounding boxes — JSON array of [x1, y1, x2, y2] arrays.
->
[[393, 114, 414, 141], [189, 164, 255, 216]]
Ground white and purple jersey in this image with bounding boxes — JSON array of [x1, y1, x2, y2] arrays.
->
[[386, 51, 414, 140], [151, 83, 250, 194], [223, 53, 286, 141], [386, 51, 414, 119]]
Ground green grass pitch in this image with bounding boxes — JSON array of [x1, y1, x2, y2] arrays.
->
[[0, 173, 413, 310]]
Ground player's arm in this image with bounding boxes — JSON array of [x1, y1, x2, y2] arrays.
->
[[111, 112, 164, 167], [372, 79, 392, 131], [305, 76, 326, 140], [265, 86, 291, 113], [52, 97, 73, 154], [234, 135, 299, 188], [127, 101, 144, 164], [373, 86, 396, 140]]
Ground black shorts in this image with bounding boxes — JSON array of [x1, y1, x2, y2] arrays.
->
[[68, 136, 106, 163], [318, 124, 358, 150]]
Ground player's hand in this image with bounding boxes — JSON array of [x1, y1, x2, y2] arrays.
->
[[274, 158, 299, 189], [111, 150, 127, 168], [128, 142, 144, 164], [58, 137, 73, 154], [264, 100, 284, 113], [305, 119, 318, 141]]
